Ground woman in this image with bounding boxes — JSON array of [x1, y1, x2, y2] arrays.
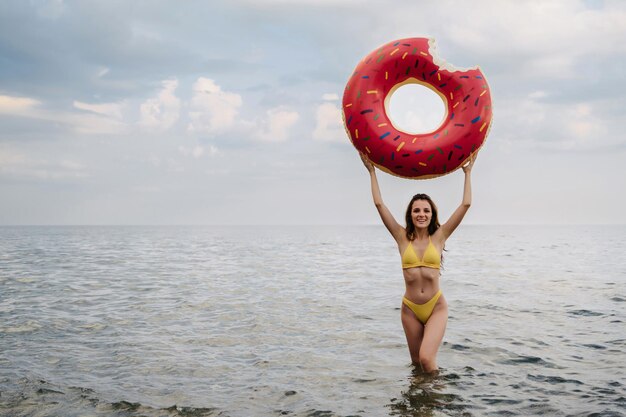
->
[[361, 153, 476, 373]]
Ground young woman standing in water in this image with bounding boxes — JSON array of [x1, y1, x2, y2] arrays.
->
[[361, 153, 476, 373]]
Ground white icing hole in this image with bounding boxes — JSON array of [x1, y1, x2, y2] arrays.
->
[[386, 83, 446, 134]]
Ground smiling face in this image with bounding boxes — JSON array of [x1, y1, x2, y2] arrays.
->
[[411, 199, 433, 230]]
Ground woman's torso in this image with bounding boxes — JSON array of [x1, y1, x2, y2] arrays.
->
[[398, 231, 444, 303]]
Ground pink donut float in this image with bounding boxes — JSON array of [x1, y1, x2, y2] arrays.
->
[[342, 37, 493, 179]]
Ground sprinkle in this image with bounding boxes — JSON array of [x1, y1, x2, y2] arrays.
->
[[365, 146, 371, 153], [475, 75, 483, 79], [412, 138, 417, 144], [373, 114, 379, 120], [419, 162, 427, 167], [390, 48, 400, 55], [453, 102, 460, 108], [412, 47, 418, 55], [414, 59, 419, 68], [444, 129, 449, 135], [361, 76, 370, 79], [450, 92, 454, 100], [397, 142, 406, 151], [439, 83, 447, 88], [454, 85, 462, 91], [380, 132, 390, 139], [393, 42, 400, 46], [347, 115, 352, 125], [458, 153, 466, 160], [448, 151, 453, 160], [480, 90, 487, 97], [345, 103, 352, 108], [429, 70, 437, 76], [454, 123, 465, 127], [377, 123, 388, 127], [450, 113, 455, 120], [427, 154, 435, 161], [360, 109, 373, 114], [471, 116, 481, 124], [460, 75, 469, 79], [391, 152, 394, 161], [436, 147, 444, 154], [402, 52, 408, 59], [414, 149, 423, 154], [479, 122, 488, 132], [420, 51, 428, 56], [463, 95, 470, 102], [393, 135, 400, 141], [433, 133, 440, 139], [376, 54, 385, 63], [437, 73, 441, 81], [454, 144, 463, 149], [355, 129, 359, 139], [367, 90, 378, 94], [385, 71, 388, 80], [474, 97, 480, 106], [405, 66, 411, 75]]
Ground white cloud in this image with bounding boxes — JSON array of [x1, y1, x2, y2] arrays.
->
[[0, 146, 88, 181], [0, 95, 41, 114], [73, 100, 125, 120], [178, 144, 220, 158], [187, 78, 242, 135], [322, 93, 339, 101], [312, 102, 345, 143], [254, 107, 299, 142], [139, 79, 181, 130]]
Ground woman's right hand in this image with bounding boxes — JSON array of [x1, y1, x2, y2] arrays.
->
[[360, 152, 375, 173]]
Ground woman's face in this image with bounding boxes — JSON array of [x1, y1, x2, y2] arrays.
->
[[411, 199, 432, 229]]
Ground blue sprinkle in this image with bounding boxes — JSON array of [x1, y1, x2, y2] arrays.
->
[[460, 75, 469, 79], [471, 116, 481, 124], [393, 42, 400, 46], [347, 115, 352, 126], [415, 150, 423, 154], [360, 109, 373, 115], [380, 132, 390, 139], [450, 113, 455, 120], [362, 76, 370, 79], [429, 70, 437, 76], [433, 133, 440, 139], [475, 75, 483, 79], [454, 144, 462, 149]]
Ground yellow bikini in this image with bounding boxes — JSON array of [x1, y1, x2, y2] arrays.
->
[[401, 236, 442, 324]]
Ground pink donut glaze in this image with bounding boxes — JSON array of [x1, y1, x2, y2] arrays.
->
[[343, 37, 493, 179]]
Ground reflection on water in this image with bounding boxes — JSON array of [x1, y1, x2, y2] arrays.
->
[[388, 367, 470, 417]]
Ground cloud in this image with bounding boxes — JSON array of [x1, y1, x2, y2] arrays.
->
[[254, 107, 299, 142], [187, 78, 242, 135], [73, 100, 125, 120], [178, 144, 220, 158], [139, 79, 181, 130], [0, 95, 41, 114], [0, 145, 88, 181], [312, 101, 345, 143]]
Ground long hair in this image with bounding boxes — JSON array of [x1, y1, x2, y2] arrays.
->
[[404, 193, 441, 241]]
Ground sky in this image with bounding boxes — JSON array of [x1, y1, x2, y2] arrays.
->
[[1, 0, 625, 225]]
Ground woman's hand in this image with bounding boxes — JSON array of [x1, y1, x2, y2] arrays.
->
[[360, 152, 375, 173], [462, 153, 478, 174]]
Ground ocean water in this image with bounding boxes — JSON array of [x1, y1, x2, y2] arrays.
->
[[0, 225, 624, 417]]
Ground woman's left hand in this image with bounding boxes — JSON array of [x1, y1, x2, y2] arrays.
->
[[462, 153, 478, 174]]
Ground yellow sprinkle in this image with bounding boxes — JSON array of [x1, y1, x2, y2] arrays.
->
[[412, 138, 417, 144], [402, 52, 408, 60], [419, 162, 427, 167], [449, 92, 453, 100], [367, 90, 378, 94], [345, 103, 352, 108], [355, 129, 359, 138], [390, 48, 399, 55], [479, 122, 488, 132], [437, 73, 441, 81], [453, 102, 459, 108], [365, 146, 371, 154], [420, 51, 428, 56], [397, 142, 405, 152], [480, 90, 487, 97], [385, 71, 388, 80], [377, 123, 387, 127]]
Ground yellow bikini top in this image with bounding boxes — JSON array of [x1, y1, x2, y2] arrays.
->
[[401, 236, 441, 269]]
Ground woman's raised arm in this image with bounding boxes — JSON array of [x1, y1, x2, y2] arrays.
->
[[360, 153, 405, 242], [440, 153, 477, 239]]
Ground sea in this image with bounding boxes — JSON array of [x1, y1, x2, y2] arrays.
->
[[0, 225, 624, 417]]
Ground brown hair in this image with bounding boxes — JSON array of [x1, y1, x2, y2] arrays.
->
[[404, 193, 441, 241]]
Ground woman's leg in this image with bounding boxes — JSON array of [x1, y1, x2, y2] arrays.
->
[[401, 302, 424, 366], [418, 296, 448, 373]]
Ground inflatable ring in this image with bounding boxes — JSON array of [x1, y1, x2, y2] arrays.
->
[[342, 37, 493, 179]]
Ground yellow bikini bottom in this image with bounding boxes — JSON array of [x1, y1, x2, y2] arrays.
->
[[402, 290, 442, 324]]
